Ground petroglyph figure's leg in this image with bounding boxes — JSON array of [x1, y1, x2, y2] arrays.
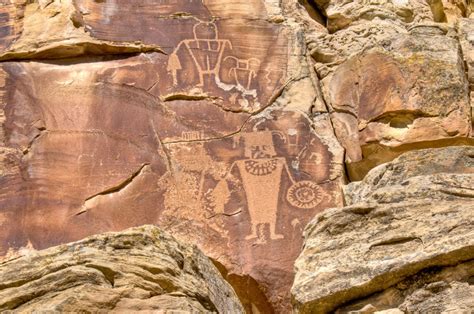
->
[[270, 221, 284, 240], [197, 71, 205, 87], [245, 223, 259, 240]]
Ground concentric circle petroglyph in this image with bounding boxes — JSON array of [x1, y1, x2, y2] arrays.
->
[[287, 181, 322, 209]]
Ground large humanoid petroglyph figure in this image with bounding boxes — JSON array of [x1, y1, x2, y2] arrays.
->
[[212, 131, 323, 243], [167, 20, 232, 87]]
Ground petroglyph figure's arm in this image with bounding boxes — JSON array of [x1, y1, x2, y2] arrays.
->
[[167, 42, 185, 85], [282, 158, 297, 185], [224, 40, 233, 51], [219, 161, 239, 184]]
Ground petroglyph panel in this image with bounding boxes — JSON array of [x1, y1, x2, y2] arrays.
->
[[0, 0, 342, 312], [157, 110, 341, 309], [74, 0, 288, 114], [0, 56, 341, 310]]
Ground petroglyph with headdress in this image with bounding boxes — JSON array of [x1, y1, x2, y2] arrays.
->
[[210, 131, 325, 244]]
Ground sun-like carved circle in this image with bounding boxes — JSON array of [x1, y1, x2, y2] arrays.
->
[[287, 181, 322, 209]]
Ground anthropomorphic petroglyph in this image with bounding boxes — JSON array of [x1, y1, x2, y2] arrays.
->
[[212, 131, 323, 244], [223, 56, 260, 91], [167, 20, 232, 87], [166, 19, 263, 111], [161, 132, 230, 237], [163, 143, 212, 212], [162, 133, 218, 217]]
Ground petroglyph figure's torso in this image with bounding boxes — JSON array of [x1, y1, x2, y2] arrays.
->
[[235, 157, 286, 240]]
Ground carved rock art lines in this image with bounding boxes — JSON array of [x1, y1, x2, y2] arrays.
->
[[224, 56, 260, 91], [168, 21, 233, 87], [165, 18, 285, 113], [0, 1, 337, 312], [214, 131, 324, 244], [287, 181, 324, 209], [159, 112, 336, 248]]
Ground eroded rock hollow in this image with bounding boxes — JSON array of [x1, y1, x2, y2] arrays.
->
[[0, 0, 473, 313]]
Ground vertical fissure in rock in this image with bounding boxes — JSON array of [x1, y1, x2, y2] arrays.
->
[[210, 258, 274, 314], [298, 0, 327, 26]]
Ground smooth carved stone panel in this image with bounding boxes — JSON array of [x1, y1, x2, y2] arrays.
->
[[0, 53, 340, 306], [0, 55, 249, 249], [156, 110, 340, 309], [0, 59, 341, 310], [162, 19, 288, 114], [74, 0, 269, 41]]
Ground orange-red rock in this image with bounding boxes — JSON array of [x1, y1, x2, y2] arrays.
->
[[0, 0, 345, 311], [322, 26, 472, 180]]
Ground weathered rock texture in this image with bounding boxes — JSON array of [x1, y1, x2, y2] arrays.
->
[[292, 146, 474, 313], [0, 0, 473, 312], [0, 0, 345, 311], [308, 0, 474, 180], [0, 225, 244, 313], [459, 17, 474, 134]]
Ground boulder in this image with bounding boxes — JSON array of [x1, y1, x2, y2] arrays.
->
[[307, 0, 474, 181], [292, 146, 474, 313], [323, 27, 472, 180], [0, 225, 244, 313]]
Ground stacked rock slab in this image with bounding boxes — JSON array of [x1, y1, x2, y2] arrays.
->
[[0, 0, 345, 311], [0, 225, 244, 313], [308, 0, 474, 180], [292, 146, 474, 313]]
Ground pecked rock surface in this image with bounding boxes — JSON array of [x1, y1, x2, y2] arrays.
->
[[0, 225, 244, 313], [0, 0, 345, 311], [0, 0, 474, 312], [292, 146, 474, 313]]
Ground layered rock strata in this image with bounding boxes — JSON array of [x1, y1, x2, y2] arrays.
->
[[0, 225, 244, 313], [292, 146, 474, 313]]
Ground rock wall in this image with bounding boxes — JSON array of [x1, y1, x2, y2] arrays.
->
[[308, 0, 474, 180], [0, 0, 345, 312], [291, 1, 474, 312], [0, 0, 472, 312], [292, 146, 474, 313]]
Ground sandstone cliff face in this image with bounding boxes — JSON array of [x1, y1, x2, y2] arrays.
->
[[0, 0, 473, 312], [309, 0, 474, 180], [0, 0, 345, 311], [0, 225, 244, 313], [291, 1, 474, 311], [292, 146, 474, 313]]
